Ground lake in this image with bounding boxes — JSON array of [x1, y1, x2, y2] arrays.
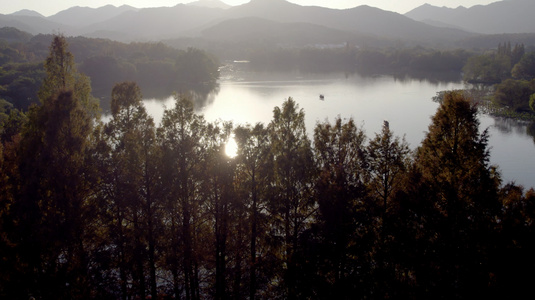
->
[[143, 65, 535, 189]]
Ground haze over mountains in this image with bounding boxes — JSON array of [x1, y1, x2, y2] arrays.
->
[[405, 0, 535, 34], [0, 0, 533, 47]]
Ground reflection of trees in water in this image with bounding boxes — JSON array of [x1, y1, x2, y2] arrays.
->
[[187, 84, 221, 109], [526, 121, 535, 144], [96, 82, 220, 113], [464, 84, 495, 100], [491, 116, 530, 136], [386, 70, 462, 84], [140, 81, 220, 107], [228, 59, 464, 85]]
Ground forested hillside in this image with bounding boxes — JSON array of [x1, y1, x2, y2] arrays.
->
[[0, 29, 219, 110], [1, 34, 535, 300], [461, 42, 535, 119]]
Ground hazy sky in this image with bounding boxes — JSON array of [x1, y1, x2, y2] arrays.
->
[[1, 0, 501, 17]]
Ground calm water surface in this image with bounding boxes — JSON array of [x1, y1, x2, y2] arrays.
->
[[144, 69, 535, 188]]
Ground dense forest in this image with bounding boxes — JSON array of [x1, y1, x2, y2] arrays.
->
[[0, 27, 220, 112], [2, 34, 535, 300], [459, 42, 535, 119]]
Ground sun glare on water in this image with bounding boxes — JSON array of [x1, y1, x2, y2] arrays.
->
[[225, 134, 238, 158]]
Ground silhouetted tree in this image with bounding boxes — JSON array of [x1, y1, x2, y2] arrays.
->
[[367, 120, 410, 215], [308, 116, 371, 298], [512, 52, 535, 80], [413, 91, 501, 298], [158, 94, 207, 300], [38, 35, 97, 113], [494, 185, 535, 298], [201, 122, 235, 300], [95, 81, 163, 299], [511, 43, 526, 66], [268, 97, 315, 299], [0, 110, 25, 299], [234, 123, 274, 300], [14, 90, 96, 299], [4, 34, 99, 299]]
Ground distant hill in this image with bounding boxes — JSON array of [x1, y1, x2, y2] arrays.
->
[[405, 0, 535, 34], [0, 27, 32, 42], [48, 5, 138, 27], [0, 14, 70, 35], [225, 0, 473, 43], [0, 0, 494, 45], [200, 17, 369, 46], [187, 0, 231, 9], [78, 5, 226, 41], [10, 10, 44, 18]]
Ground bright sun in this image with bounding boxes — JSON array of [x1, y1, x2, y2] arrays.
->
[[225, 135, 238, 158]]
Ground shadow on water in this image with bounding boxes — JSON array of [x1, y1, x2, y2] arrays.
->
[[527, 121, 535, 145], [491, 117, 531, 136], [97, 81, 220, 114]]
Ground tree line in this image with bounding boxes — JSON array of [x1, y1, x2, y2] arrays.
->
[[2, 35, 535, 300], [246, 46, 471, 77], [463, 42, 535, 116]]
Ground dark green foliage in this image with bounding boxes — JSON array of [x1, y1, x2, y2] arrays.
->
[[157, 94, 208, 300], [304, 116, 372, 298], [99, 81, 160, 300], [460, 43, 535, 117], [512, 51, 535, 80], [412, 91, 501, 298], [0, 62, 45, 109], [175, 48, 220, 87], [0, 31, 219, 111], [0, 27, 32, 43], [0, 108, 23, 299], [493, 186, 535, 298], [511, 43, 525, 66], [0, 98, 12, 124], [494, 78, 535, 112], [10, 90, 96, 299], [367, 121, 410, 211], [233, 123, 274, 300], [76, 42, 219, 103], [37, 35, 97, 115], [268, 98, 315, 299], [463, 53, 511, 84], [417, 91, 497, 209], [78, 56, 128, 96], [38, 36, 77, 102], [462, 42, 526, 84]]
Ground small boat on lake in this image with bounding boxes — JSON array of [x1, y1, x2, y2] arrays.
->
[[319, 94, 325, 100]]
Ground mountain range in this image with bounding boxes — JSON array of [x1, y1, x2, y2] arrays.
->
[[405, 0, 535, 34], [0, 0, 533, 47]]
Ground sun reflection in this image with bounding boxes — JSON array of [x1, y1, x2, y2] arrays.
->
[[225, 134, 238, 158]]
